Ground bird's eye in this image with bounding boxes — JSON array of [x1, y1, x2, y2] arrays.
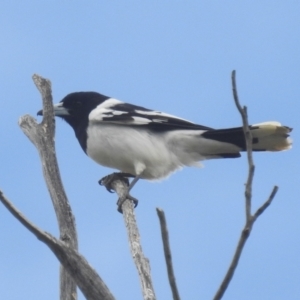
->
[[75, 101, 82, 107]]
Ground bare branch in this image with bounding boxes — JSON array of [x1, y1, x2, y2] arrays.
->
[[9, 74, 117, 299], [101, 176, 156, 300], [0, 190, 115, 300], [213, 220, 253, 300], [156, 208, 180, 300], [18, 74, 78, 299], [20, 74, 77, 244], [231, 70, 254, 221], [253, 186, 278, 221], [0, 190, 48, 239], [213, 71, 279, 300]]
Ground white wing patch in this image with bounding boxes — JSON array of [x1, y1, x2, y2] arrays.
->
[[111, 110, 126, 115], [89, 98, 123, 122], [134, 109, 191, 123], [87, 97, 211, 131], [132, 116, 152, 124]]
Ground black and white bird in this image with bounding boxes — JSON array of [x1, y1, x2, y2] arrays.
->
[[38, 92, 292, 203]]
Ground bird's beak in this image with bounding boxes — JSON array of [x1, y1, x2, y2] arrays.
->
[[37, 103, 70, 116]]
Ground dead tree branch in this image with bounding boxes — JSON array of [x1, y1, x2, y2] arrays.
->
[[0, 74, 116, 299], [213, 71, 278, 300], [18, 74, 78, 300], [101, 176, 156, 300], [156, 208, 180, 300], [231, 70, 255, 220], [0, 190, 115, 300]]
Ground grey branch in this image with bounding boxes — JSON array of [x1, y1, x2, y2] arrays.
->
[[19, 74, 78, 299], [231, 70, 254, 220], [102, 176, 156, 300], [156, 208, 180, 300], [19, 75, 78, 244], [0, 191, 115, 300], [0, 74, 116, 300], [213, 71, 279, 300]]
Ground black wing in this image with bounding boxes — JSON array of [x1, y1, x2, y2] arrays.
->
[[89, 99, 213, 132]]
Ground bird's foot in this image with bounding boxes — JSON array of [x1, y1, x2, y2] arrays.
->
[[98, 172, 134, 193], [99, 172, 138, 213]]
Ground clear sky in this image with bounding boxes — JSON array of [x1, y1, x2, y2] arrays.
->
[[0, 2, 299, 300]]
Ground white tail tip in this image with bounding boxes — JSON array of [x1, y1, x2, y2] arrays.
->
[[251, 122, 292, 151]]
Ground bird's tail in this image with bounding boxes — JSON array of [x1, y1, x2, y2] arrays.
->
[[202, 122, 292, 155]]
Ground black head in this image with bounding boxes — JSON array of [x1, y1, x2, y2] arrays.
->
[[38, 92, 110, 130], [37, 92, 110, 152]]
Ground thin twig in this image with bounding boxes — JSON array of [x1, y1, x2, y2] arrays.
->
[[253, 186, 278, 221], [213, 71, 279, 300], [0, 190, 115, 300], [231, 70, 254, 221], [0, 190, 47, 239], [156, 208, 180, 300], [101, 176, 156, 300], [213, 221, 253, 300]]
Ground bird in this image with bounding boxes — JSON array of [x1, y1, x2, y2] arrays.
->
[[38, 92, 292, 209]]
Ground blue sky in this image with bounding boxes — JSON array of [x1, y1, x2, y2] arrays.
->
[[0, 2, 299, 299]]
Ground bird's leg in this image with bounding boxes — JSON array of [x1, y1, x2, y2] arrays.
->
[[128, 174, 141, 191], [99, 172, 140, 213]]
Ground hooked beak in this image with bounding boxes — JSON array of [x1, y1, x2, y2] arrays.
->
[[37, 103, 70, 116]]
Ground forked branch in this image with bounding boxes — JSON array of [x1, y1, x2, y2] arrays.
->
[[0, 74, 115, 300], [19, 74, 78, 300], [213, 71, 278, 300], [0, 190, 115, 300]]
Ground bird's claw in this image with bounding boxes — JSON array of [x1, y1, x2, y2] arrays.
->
[[99, 172, 138, 213], [117, 193, 139, 213], [98, 172, 130, 193]]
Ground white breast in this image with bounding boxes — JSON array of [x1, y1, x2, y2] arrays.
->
[[86, 124, 182, 180]]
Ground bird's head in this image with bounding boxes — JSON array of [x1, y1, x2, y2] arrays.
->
[[37, 92, 109, 129]]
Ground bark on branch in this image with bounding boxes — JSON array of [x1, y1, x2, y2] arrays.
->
[[19, 74, 78, 299], [0, 74, 115, 300], [156, 208, 180, 300], [0, 190, 115, 300], [100, 176, 156, 300]]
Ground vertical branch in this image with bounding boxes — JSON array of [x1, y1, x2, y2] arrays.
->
[[101, 176, 156, 300], [156, 208, 181, 300], [123, 200, 156, 300], [231, 70, 254, 220], [18, 74, 78, 300], [213, 71, 279, 300]]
